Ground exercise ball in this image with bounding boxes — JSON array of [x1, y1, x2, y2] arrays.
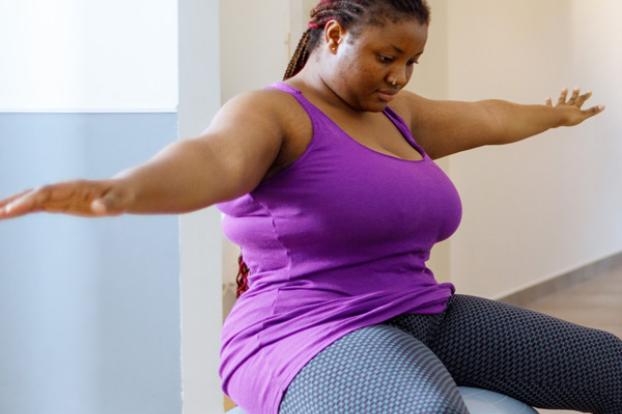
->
[[225, 386, 537, 413], [458, 386, 537, 413]]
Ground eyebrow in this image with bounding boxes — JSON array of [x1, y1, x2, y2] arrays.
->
[[391, 44, 424, 56]]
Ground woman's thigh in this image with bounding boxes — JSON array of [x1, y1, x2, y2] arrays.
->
[[279, 323, 469, 414], [401, 293, 622, 414]]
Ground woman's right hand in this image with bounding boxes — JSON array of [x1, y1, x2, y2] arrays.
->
[[0, 178, 136, 220]]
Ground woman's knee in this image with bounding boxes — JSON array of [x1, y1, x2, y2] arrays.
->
[[435, 294, 622, 412], [279, 324, 470, 413], [590, 330, 622, 400]]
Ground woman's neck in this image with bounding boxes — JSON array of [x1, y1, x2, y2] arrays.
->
[[286, 64, 367, 116]]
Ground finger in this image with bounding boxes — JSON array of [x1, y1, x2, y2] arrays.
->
[[0, 180, 121, 219], [568, 87, 580, 105], [12, 182, 79, 213], [0, 187, 51, 218], [0, 189, 33, 209], [545, 97, 553, 106], [575, 90, 592, 109], [580, 105, 606, 121], [0, 190, 34, 219], [588, 105, 606, 116], [557, 88, 568, 105]]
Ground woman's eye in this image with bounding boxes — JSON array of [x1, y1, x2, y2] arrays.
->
[[378, 55, 394, 63], [407, 60, 419, 66]]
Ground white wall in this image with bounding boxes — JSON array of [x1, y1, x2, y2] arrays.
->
[[178, 2, 223, 413], [219, 0, 294, 311], [218, 0, 622, 304], [406, 0, 451, 283], [441, 0, 622, 298], [220, 0, 291, 102], [0, 0, 177, 112]]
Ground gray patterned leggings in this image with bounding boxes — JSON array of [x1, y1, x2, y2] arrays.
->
[[279, 294, 622, 413]]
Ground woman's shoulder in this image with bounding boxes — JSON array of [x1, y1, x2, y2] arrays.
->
[[223, 86, 290, 107], [222, 86, 303, 125], [219, 86, 311, 181]]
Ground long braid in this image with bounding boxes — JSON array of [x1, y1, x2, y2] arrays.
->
[[283, 29, 313, 80], [235, 254, 249, 298], [284, 1, 367, 80], [235, 0, 430, 299]]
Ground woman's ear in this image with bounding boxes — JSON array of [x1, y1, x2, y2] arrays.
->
[[324, 20, 345, 52]]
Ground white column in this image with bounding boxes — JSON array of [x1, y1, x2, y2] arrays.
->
[[178, 0, 224, 413]]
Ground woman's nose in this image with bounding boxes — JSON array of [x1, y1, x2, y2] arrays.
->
[[389, 67, 409, 87]]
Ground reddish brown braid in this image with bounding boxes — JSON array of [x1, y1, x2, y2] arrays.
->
[[235, 0, 430, 298], [235, 254, 250, 298]]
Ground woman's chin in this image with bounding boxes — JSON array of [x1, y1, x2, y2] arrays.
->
[[366, 100, 389, 112], [352, 96, 388, 112]]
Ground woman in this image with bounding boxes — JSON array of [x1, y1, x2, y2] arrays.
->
[[1, 1, 619, 413]]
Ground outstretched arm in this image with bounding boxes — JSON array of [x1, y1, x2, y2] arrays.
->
[[404, 88, 605, 160], [487, 88, 604, 144], [0, 90, 285, 218]]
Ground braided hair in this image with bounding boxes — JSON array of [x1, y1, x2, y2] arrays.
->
[[235, 0, 431, 299], [285, 0, 431, 79]]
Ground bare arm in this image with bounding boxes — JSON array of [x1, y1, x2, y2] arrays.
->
[[114, 90, 284, 213], [404, 88, 604, 160], [0, 90, 285, 218]]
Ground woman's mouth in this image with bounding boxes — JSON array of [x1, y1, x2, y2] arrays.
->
[[376, 90, 398, 102]]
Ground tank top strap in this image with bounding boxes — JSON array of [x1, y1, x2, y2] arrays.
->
[[267, 81, 298, 94], [266, 81, 426, 157], [382, 105, 421, 149], [266, 81, 320, 116]]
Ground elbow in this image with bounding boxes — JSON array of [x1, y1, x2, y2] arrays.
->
[[481, 99, 510, 145]]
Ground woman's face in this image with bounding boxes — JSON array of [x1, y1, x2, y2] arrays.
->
[[319, 18, 428, 112]]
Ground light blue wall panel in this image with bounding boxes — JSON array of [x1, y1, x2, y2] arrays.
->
[[0, 113, 181, 414]]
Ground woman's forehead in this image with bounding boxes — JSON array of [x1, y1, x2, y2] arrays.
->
[[356, 22, 428, 51]]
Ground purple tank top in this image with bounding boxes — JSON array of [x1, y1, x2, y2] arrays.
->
[[215, 81, 462, 414]]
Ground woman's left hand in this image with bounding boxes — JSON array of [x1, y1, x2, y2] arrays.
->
[[545, 87, 605, 127]]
